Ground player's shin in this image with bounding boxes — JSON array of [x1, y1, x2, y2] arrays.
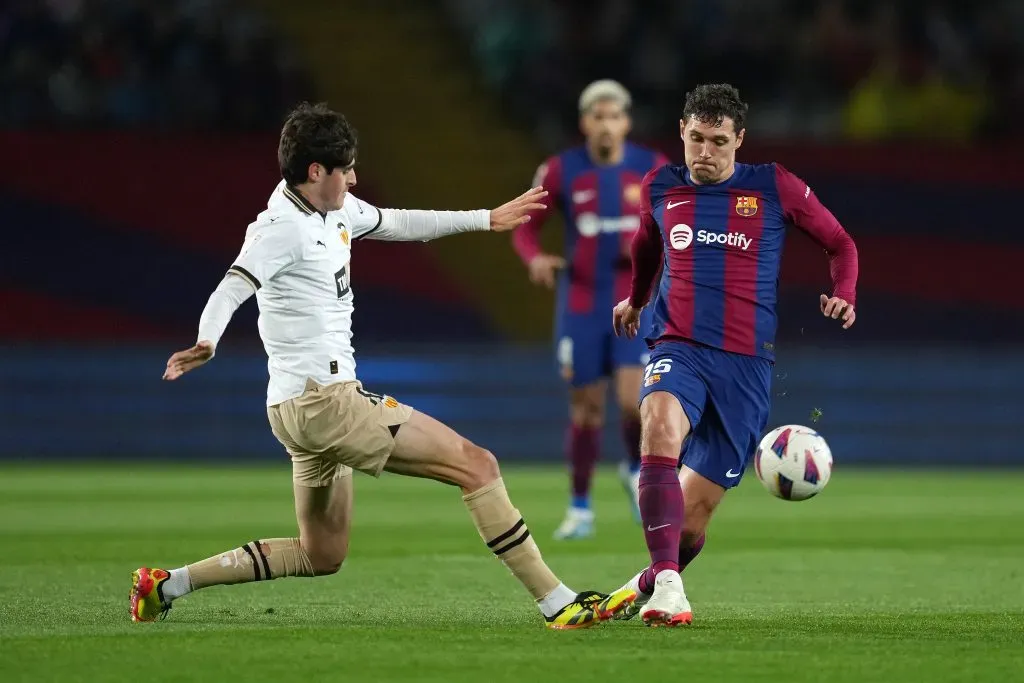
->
[[567, 424, 600, 508], [639, 457, 684, 575], [166, 538, 316, 600], [462, 478, 576, 616]]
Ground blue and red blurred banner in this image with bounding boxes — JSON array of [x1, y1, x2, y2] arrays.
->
[[2, 132, 1019, 346]]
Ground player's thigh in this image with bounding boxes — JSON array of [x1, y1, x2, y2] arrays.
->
[[638, 391, 691, 460], [386, 410, 499, 492], [637, 342, 708, 459], [689, 350, 773, 489], [293, 473, 353, 572]]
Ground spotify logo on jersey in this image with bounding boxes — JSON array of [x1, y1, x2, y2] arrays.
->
[[669, 224, 693, 250], [670, 223, 752, 251]]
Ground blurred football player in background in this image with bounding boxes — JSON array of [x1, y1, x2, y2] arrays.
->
[[514, 80, 669, 539]]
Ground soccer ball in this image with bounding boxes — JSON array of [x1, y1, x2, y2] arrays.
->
[[753, 425, 833, 501]]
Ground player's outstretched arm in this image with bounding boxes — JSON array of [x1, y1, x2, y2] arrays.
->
[[162, 274, 254, 380], [358, 186, 548, 243]]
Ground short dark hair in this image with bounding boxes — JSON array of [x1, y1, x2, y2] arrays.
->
[[682, 84, 748, 132], [278, 102, 358, 185]]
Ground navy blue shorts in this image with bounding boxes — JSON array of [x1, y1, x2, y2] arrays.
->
[[638, 340, 772, 489], [555, 306, 655, 387]]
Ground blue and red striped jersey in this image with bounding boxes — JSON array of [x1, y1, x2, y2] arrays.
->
[[514, 142, 669, 315], [629, 162, 858, 360]]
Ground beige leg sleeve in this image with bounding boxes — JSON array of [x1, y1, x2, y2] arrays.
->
[[187, 538, 315, 590], [462, 478, 560, 600]]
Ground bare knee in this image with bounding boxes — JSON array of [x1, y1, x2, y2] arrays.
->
[[569, 402, 604, 429], [640, 414, 684, 458], [299, 511, 350, 575], [301, 534, 348, 575], [457, 440, 500, 491], [415, 437, 499, 492], [570, 385, 605, 429], [639, 393, 688, 458]]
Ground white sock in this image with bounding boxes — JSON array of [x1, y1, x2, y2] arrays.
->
[[162, 567, 194, 601], [536, 582, 578, 618]]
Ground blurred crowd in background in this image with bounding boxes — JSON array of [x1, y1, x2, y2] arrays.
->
[[0, 0, 313, 129], [444, 0, 1024, 147], [6, 0, 1021, 142]]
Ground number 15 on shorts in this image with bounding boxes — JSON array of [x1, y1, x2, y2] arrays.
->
[[644, 358, 672, 387]]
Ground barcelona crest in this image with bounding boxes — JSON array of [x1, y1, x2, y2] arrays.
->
[[735, 196, 758, 217]]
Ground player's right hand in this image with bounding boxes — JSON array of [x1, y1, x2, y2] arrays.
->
[[527, 253, 566, 288], [613, 298, 642, 339], [163, 340, 215, 380]]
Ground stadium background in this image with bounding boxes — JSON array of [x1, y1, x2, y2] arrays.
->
[[2, 0, 1021, 466]]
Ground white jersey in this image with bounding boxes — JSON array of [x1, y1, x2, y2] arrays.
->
[[227, 182, 377, 405], [213, 180, 490, 406]]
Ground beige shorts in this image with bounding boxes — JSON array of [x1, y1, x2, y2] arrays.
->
[[267, 379, 414, 486]]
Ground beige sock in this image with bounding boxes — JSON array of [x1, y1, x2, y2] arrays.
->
[[463, 478, 560, 600], [187, 538, 315, 590]]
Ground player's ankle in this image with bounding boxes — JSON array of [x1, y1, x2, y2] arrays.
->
[[652, 561, 680, 576], [638, 567, 656, 595], [162, 567, 194, 601], [536, 582, 577, 618]]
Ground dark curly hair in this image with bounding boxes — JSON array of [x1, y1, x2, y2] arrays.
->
[[278, 102, 358, 185], [682, 84, 748, 132]]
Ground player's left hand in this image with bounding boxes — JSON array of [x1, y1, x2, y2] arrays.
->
[[489, 186, 548, 232], [163, 340, 215, 380], [820, 294, 855, 329]]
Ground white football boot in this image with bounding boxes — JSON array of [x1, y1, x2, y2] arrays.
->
[[640, 569, 693, 627], [552, 507, 595, 540]]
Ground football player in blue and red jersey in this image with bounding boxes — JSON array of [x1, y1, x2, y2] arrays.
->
[[514, 80, 669, 539], [610, 84, 859, 625]]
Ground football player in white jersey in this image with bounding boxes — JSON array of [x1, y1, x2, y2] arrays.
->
[[129, 102, 636, 630]]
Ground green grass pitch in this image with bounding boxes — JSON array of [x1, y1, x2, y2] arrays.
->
[[1, 464, 1023, 682]]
